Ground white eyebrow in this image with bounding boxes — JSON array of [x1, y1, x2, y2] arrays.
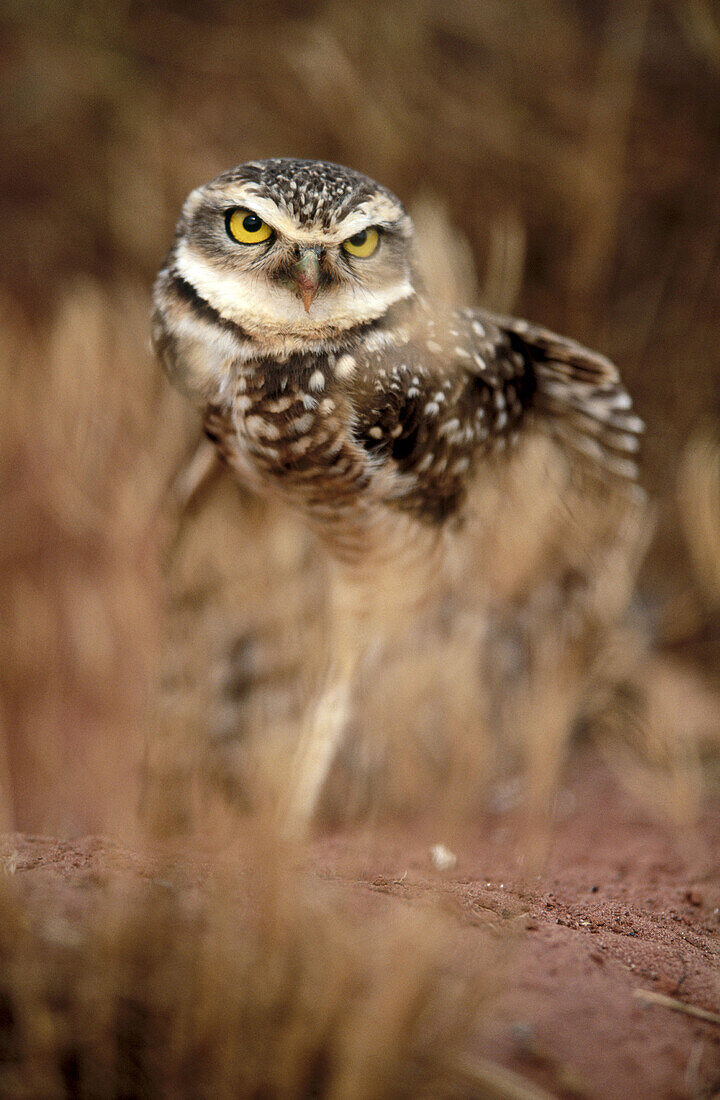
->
[[331, 195, 407, 240], [204, 183, 405, 245]]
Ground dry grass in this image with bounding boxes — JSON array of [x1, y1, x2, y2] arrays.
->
[[1, 0, 719, 1094], [1, 0, 718, 829], [0, 837, 492, 1100], [0, 283, 193, 834]]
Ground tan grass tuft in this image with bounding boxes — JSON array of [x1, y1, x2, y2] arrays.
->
[[0, 845, 488, 1100]]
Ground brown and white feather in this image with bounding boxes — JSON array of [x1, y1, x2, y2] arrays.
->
[[153, 159, 643, 563]]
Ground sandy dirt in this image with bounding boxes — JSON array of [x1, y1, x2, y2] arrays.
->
[[2, 752, 719, 1099]]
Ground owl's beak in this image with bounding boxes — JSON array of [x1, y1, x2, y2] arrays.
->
[[291, 249, 322, 312]]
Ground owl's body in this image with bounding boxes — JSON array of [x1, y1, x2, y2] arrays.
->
[[153, 158, 642, 828], [153, 158, 641, 563], [163, 295, 528, 560]]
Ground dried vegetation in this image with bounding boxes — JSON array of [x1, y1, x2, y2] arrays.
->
[[0, 0, 719, 1095]]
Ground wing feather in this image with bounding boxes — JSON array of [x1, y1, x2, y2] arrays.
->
[[483, 313, 644, 479]]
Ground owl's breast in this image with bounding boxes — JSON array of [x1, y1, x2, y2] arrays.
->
[[203, 358, 383, 535]]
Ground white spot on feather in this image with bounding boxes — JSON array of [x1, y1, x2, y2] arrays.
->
[[438, 418, 461, 437], [336, 354, 356, 378], [288, 435, 314, 455], [244, 416, 281, 441], [292, 413, 315, 434], [264, 395, 295, 413]]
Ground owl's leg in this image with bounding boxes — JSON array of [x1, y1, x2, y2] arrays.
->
[[279, 604, 361, 837], [171, 435, 221, 510], [279, 522, 440, 836], [279, 562, 371, 837]]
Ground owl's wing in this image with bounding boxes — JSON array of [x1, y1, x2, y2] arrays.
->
[[349, 309, 643, 525], [470, 311, 644, 480]]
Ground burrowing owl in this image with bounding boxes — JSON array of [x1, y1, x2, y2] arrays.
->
[[152, 158, 643, 827]]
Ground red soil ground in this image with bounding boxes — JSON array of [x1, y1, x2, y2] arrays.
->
[[312, 754, 720, 1098], [3, 752, 720, 1099]]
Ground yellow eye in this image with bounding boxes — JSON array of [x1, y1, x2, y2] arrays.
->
[[342, 226, 379, 258], [226, 208, 273, 245]]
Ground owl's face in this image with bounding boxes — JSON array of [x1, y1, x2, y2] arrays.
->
[[168, 159, 416, 348]]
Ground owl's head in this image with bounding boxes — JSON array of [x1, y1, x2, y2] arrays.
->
[[166, 158, 416, 349]]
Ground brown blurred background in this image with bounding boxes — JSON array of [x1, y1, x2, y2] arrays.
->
[[1, 0, 720, 832], [4, 0, 720, 587]]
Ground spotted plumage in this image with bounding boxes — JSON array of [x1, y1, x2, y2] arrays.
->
[[218, 158, 385, 225], [152, 157, 645, 830], [153, 158, 642, 563]]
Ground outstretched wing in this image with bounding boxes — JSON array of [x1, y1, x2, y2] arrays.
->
[[474, 310, 644, 480], [350, 307, 643, 525]]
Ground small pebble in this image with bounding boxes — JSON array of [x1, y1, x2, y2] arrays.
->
[[429, 844, 457, 871]]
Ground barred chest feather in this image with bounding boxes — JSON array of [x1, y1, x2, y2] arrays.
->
[[203, 313, 533, 543], [203, 353, 373, 531]]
